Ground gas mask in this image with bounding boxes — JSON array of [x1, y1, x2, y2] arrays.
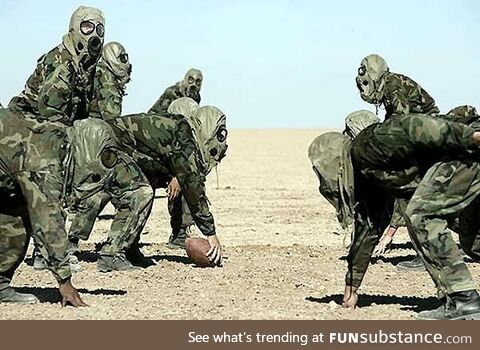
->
[[101, 42, 132, 85], [181, 68, 203, 100], [66, 119, 119, 205], [67, 6, 105, 71], [356, 54, 389, 105], [192, 106, 228, 175], [168, 99, 227, 175], [343, 110, 380, 139]]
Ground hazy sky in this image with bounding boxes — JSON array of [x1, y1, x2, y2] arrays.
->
[[1, 0, 479, 128]]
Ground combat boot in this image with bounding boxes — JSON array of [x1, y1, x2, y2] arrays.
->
[[166, 227, 190, 250], [32, 251, 48, 271], [396, 256, 426, 272], [0, 286, 39, 304], [125, 245, 155, 268], [66, 237, 82, 272], [97, 254, 141, 273], [417, 290, 480, 320]]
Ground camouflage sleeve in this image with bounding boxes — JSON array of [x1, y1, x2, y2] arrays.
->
[[148, 88, 177, 114], [400, 115, 476, 152], [346, 179, 392, 288], [384, 79, 410, 118], [37, 63, 74, 124], [15, 169, 71, 282], [169, 120, 216, 236], [95, 77, 123, 121]]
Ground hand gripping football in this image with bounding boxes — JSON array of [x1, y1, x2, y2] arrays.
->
[[185, 237, 215, 268]]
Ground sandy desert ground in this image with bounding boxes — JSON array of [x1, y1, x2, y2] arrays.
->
[[2, 129, 480, 320]]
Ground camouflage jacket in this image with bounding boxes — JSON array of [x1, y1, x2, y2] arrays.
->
[[9, 38, 94, 126], [347, 114, 477, 288], [89, 63, 126, 120], [0, 108, 71, 281], [148, 83, 201, 114], [106, 113, 215, 235], [381, 72, 439, 120]]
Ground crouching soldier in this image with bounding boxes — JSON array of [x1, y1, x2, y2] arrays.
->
[[342, 113, 480, 319], [0, 108, 149, 305], [67, 105, 226, 267]]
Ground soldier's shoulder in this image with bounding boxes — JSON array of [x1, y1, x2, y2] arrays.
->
[[40, 44, 72, 67]]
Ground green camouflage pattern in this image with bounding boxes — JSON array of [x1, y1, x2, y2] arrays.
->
[[67, 118, 153, 257], [148, 83, 201, 114], [405, 161, 480, 297], [0, 109, 151, 286], [148, 69, 203, 114], [89, 63, 126, 120], [8, 40, 94, 126], [106, 113, 215, 236], [346, 114, 478, 290], [0, 108, 71, 283], [446, 105, 478, 118], [381, 73, 440, 119]]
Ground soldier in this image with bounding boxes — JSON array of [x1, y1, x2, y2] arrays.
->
[[308, 110, 379, 235], [0, 108, 148, 305], [90, 42, 132, 120], [166, 98, 227, 248], [9, 6, 104, 125], [355, 54, 439, 120], [65, 99, 227, 264], [309, 110, 405, 251], [378, 105, 479, 268], [148, 68, 203, 114], [341, 113, 480, 320]]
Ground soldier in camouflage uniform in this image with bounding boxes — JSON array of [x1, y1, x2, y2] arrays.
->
[[108, 112, 223, 263], [342, 113, 480, 320], [148, 68, 203, 113], [90, 42, 132, 120], [308, 110, 379, 235], [9, 6, 105, 126], [0, 108, 145, 305], [67, 101, 227, 264], [377, 105, 479, 263], [355, 54, 439, 120]]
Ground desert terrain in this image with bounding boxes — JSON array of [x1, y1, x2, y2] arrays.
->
[[1, 129, 479, 319]]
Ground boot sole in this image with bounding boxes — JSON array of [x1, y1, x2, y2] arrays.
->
[[417, 312, 480, 320], [0, 298, 39, 305], [97, 265, 140, 273]]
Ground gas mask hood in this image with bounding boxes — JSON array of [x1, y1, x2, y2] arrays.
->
[[181, 68, 203, 100], [344, 110, 380, 138], [64, 6, 105, 72], [101, 42, 132, 85], [169, 99, 227, 175], [192, 106, 228, 175], [356, 54, 389, 105]]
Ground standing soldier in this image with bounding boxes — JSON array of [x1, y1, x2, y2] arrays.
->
[[355, 54, 439, 120], [90, 42, 132, 120], [148, 68, 203, 113], [9, 6, 105, 126]]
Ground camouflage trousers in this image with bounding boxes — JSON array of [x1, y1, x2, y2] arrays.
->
[[68, 157, 154, 256], [0, 193, 32, 290], [404, 161, 480, 298], [168, 193, 193, 234]]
